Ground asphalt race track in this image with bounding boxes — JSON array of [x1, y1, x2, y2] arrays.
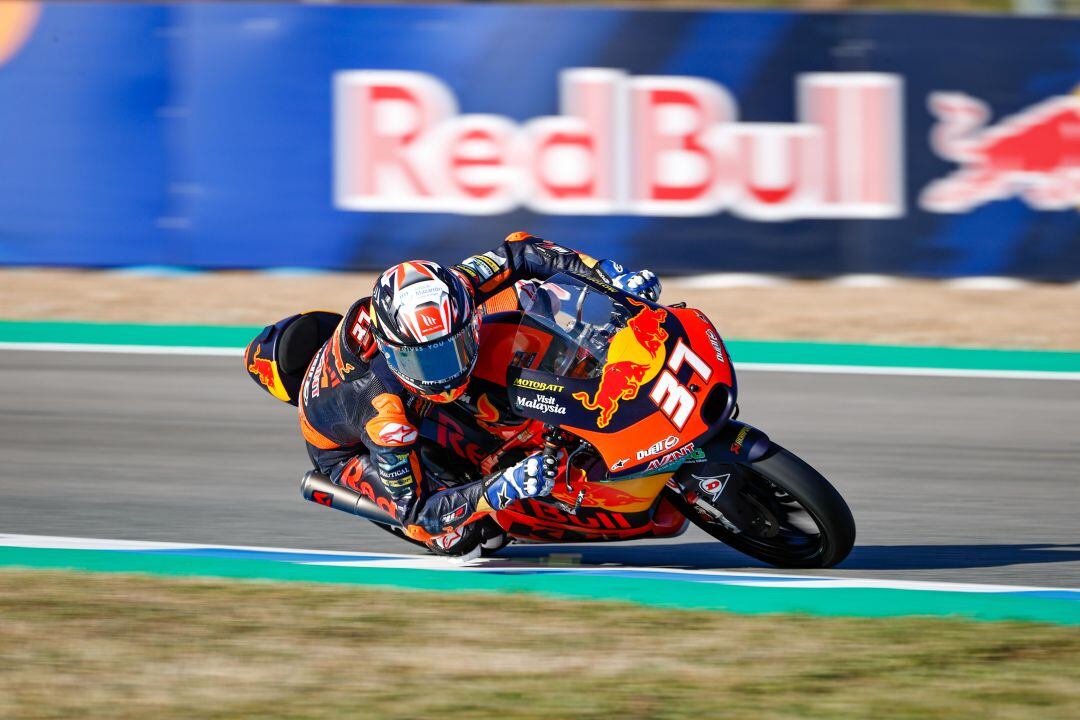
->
[[1, 349, 1078, 587]]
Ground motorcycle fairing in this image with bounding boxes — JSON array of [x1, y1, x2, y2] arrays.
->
[[492, 489, 688, 543], [414, 278, 737, 545], [505, 285, 735, 478]]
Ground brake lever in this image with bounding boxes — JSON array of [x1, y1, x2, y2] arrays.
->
[[541, 427, 564, 491], [544, 428, 591, 516]]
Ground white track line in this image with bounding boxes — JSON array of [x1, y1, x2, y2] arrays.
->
[[737, 362, 1080, 381], [1, 343, 1076, 381], [0, 342, 241, 356], [2, 533, 1076, 595]]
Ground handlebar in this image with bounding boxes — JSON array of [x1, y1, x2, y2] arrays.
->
[[542, 426, 592, 516], [541, 427, 562, 487]]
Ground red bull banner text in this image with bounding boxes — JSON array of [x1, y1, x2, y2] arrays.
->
[[334, 70, 903, 221], [0, 4, 1078, 279]]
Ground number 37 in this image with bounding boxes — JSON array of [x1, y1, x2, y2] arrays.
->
[[649, 340, 712, 430]]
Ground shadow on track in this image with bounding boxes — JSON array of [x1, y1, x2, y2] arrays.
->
[[496, 542, 1080, 571], [497, 542, 768, 569], [842, 543, 1080, 571]]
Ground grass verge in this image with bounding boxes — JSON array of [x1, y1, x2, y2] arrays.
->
[[1, 570, 1078, 719]]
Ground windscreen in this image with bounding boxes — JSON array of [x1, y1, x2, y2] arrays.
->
[[515, 274, 631, 380]]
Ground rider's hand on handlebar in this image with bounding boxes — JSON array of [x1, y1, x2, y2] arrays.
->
[[483, 452, 555, 510], [599, 260, 662, 302]]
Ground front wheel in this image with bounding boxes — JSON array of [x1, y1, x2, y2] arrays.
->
[[669, 445, 855, 569]]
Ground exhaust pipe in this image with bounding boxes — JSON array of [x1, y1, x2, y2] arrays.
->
[[300, 471, 399, 527]]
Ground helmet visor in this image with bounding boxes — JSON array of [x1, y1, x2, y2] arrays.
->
[[381, 314, 480, 392]]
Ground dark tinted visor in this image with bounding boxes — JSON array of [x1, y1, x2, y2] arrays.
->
[[381, 316, 479, 391]]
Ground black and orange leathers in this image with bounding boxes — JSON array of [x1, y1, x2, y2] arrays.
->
[[298, 233, 613, 543]]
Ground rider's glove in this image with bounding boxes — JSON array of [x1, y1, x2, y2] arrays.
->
[[483, 452, 554, 510], [598, 260, 662, 303]]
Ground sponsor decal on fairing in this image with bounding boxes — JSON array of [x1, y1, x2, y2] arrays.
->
[[513, 378, 566, 393], [695, 472, 731, 501], [645, 443, 696, 472], [515, 394, 568, 415], [636, 434, 680, 460], [730, 426, 750, 455], [705, 329, 725, 363], [573, 299, 669, 429]]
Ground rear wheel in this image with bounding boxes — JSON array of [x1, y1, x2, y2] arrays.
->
[[670, 444, 855, 568]]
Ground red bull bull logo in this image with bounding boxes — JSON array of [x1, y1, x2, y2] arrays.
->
[[624, 297, 668, 354], [572, 301, 668, 429], [922, 92, 1080, 212], [248, 345, 277, 390], [248, 344, 288, 402]]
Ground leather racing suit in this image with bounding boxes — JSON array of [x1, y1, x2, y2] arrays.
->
[[297, 233, 625, 547]]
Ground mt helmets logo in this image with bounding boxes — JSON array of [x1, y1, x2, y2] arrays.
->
[[334, 68, 904, 220]]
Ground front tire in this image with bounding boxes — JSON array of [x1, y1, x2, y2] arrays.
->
[[670, 444, 855, 569]]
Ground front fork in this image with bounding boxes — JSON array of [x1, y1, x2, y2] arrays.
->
[[666, 420, 773, 533]]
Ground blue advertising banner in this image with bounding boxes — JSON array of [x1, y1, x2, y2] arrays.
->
[[0, 2, 1079, 279]]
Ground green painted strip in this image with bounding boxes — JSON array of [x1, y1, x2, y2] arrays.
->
[[1, 547, 1077, 625], [0, 320, 258, 348], [729, 339, 1080, 373], [2, 319, 1079, 373]]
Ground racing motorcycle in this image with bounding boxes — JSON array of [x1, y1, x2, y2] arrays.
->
[[294, 272, 855, 569]]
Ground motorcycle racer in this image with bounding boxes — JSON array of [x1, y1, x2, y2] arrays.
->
[[297, 232, 660, 554]]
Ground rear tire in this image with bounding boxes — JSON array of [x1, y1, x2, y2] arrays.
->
[[671, 444, 855, 569]]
